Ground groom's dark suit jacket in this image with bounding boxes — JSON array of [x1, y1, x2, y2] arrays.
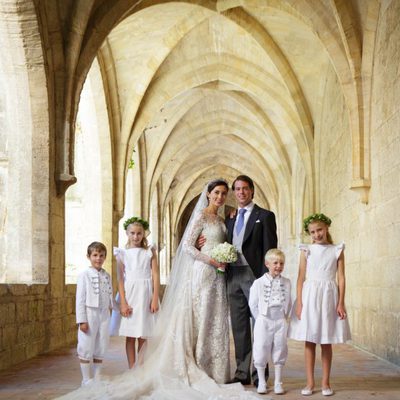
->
[[226, 204, 278, 278]]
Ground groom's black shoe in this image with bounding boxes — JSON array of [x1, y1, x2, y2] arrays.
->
[[229, 377, 251, 385]]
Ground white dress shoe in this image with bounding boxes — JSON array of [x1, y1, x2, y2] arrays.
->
[[257, 383, 267, 394], [274, 382, 285, 394], [81, 378, 94, 387]]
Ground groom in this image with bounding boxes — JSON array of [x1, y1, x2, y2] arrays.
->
[[226, 175, 277, 385]]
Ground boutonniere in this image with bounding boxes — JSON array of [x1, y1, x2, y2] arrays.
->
[[255, 219, 261, 223]]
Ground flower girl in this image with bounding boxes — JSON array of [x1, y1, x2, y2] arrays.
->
[[114, 217, 160, 369], [289, 213, 351, 396]]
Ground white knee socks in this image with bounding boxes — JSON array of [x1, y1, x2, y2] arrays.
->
[[80, 362, 91, 384], [93, 362, 102, 381], [275, 364, 283, 384], [256, 367, 267, 386]]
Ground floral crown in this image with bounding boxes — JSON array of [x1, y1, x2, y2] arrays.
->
[[303, 213, 332, 234], [123, 217, 149, 231]]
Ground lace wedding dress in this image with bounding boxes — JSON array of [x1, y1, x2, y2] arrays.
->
[[58, 183, 267, 400], [183, 211, 230, 384]]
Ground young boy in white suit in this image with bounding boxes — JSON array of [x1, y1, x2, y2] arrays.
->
[[249, 248, 292, 394], [76, 242, 114, 386]]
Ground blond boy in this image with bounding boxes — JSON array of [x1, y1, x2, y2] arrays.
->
[[249, 249, 292, 394]]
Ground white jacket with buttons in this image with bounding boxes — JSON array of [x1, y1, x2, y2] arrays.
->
[[249, 273, 292, 320], [76, 267, 114, 324]]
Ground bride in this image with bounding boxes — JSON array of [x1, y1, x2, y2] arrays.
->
[[60, 179, 263, 399], [182, 178, 230, 383]]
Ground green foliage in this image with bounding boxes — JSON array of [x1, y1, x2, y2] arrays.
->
[[303, 213, 332, 234], [123, 216, 149, 231], [128, 147, 136, 169]]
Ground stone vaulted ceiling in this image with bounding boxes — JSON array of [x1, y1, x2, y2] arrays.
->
[[33, 0, 377, 230]]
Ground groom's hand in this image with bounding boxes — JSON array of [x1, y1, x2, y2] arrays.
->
[[196, 235, 206, 249]]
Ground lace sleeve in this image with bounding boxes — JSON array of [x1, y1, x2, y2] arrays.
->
[[182, 213, 213, 265]]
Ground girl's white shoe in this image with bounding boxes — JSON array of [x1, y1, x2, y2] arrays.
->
[[301, 387, 313, 396], [322, 388, 334, 396]]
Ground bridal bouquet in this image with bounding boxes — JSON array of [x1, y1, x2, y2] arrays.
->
[[210, 242, 238, 274]]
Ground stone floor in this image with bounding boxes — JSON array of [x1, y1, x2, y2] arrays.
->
[[0, 338, 399, 399]]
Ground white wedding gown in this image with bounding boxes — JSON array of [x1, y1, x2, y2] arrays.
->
[[59, 208, 268, 399], [183, 211, 230, 384]]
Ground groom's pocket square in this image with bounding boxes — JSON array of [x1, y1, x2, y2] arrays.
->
[[255, 220, 261, 223]]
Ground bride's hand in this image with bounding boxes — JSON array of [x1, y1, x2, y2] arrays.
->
[[210, 259, 226, 270], [217, 262, 227, 272]]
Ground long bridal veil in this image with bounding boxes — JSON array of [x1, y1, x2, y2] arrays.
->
[[59, 181, 264, 400]]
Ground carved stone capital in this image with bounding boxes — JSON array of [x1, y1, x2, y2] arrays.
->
[[56, 173, 77, 197]]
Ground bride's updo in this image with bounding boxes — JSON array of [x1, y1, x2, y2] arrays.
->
[[207, 178, 229, 193]]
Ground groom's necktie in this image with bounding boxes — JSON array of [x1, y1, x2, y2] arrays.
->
[[235, 208, 247, 235]]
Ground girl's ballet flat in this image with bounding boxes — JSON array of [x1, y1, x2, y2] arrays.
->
[[301, 388, 313, 396], [322, 388, 334, 396]]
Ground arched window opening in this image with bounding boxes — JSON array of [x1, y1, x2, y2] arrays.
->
[[65, 60, 113, 283]]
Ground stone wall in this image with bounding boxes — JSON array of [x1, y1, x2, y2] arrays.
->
[[0, 285, 76, 370], [296, 0, 400, 366], [355, 0, 400, 365]]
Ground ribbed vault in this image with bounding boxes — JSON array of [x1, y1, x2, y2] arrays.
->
[[69, 0, 374, 241], [24, 1, 377, 241], [38, 0, 374, 201], [27, 0, 379, 253], [35, 0, 375, 249]]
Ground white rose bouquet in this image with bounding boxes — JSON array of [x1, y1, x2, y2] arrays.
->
[[210, 242, 238, 274]]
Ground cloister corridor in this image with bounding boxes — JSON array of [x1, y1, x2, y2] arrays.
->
[[0, 0, 400, 398]]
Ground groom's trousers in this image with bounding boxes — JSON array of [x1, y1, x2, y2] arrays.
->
[[227, 265, 269, 384]]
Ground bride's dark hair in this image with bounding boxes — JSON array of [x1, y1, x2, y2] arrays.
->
[[207, 179, 229, 193]]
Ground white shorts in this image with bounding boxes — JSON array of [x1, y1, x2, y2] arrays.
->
[[253, 309, 288, 368], [77, 307, 110, 361]]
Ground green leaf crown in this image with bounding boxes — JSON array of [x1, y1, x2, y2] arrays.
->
[[123, 216, 149, 231], [303, 213, 332, 234]]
